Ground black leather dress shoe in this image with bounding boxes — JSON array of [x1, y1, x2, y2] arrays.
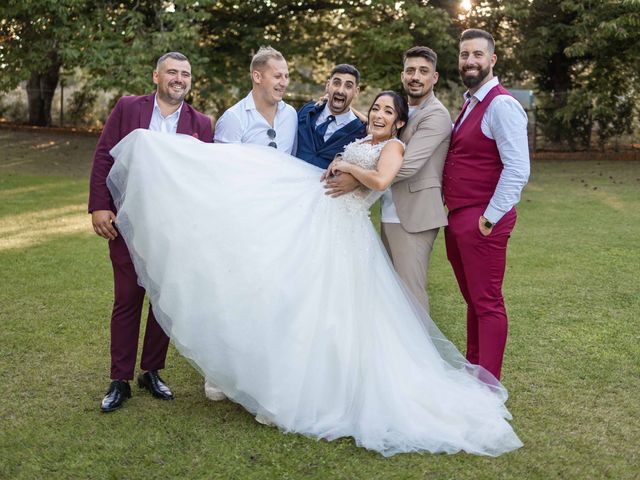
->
[[100, 380, 131, 412], [137, 370, 174, 400]]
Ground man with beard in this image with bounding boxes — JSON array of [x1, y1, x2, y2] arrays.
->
[[214, 46, 297, 153], [89, 52, 213, 412], [296, 64, 366, 169], [443, 29, 529, 380], [378, 46, 452, 313]]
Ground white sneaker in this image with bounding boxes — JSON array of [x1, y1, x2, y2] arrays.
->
[[204, 379, 227, 401]]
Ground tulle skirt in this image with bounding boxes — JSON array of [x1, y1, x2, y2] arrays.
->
[[107, 129, 523, 456]]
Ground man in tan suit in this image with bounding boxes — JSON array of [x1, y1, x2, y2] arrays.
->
[[380, 46, 452, 311]]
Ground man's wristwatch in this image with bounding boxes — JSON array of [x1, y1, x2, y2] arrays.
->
[[482, 217, 494, 229]]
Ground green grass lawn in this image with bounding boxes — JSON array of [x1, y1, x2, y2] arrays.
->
[[1, 129, 639, 479]]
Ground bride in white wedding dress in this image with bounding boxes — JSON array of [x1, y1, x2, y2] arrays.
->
[[107, 91, 523, 456]]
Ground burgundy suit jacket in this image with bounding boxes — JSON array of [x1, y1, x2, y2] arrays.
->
[[88, 93, 213, 213]]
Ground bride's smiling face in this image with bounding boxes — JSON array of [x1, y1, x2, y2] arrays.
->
[[367, 95, 404, 140]]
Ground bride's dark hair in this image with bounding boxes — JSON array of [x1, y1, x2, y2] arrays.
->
[[366, 91, 409, 138]]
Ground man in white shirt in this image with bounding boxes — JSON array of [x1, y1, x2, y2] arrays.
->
[[206, 46, 297, 402], [214, 46, 297, 153], [443, 28, 530, 380]]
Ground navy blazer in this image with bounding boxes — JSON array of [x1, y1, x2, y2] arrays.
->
[[295, 102, 366, 169]]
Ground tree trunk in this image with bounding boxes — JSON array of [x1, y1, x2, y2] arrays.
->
[[26, 53, 61, 126]]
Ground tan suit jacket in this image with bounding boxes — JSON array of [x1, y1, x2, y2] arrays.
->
[[393, 92, 452, 233]]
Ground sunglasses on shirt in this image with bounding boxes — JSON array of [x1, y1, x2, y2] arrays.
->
[[267, 128, 277, 148]]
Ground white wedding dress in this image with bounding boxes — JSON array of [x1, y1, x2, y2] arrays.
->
[[107, 129, 523, 457]]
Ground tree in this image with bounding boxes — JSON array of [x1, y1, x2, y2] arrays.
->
[[3, 0, 638, 147], [0, 0, 209, 125], [0, 0, 95, 125], [335, 0, 457, 92], [517, 0, 640, 148]]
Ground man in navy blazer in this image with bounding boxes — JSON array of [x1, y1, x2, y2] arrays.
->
[[296, 64, 366, 170], [89, 52, 212, 412]]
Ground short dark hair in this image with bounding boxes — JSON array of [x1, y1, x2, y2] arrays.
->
[[330, 64, 360, 85], [460, 29, 495, 53], [156, 52, 189, 70], [366, 90, 409, 138], [403, 46, 438, 70]]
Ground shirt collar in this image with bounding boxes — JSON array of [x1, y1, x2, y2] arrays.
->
[[153, 93, 183, 119], [464, 76, 500, 103], [319, 104, 355, 126], [246, 91, 286, 112]]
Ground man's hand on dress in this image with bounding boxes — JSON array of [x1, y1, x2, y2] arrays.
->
[[321, 153, 360, 197], [92, 210, 118, 240], [321, 154, 343, 182], [324, 172, 360, 197]]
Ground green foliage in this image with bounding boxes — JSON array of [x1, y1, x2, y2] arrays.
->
[[0, 0, 87, 90], [339, 0, 457, 92], [1, 0, 638, 145], [517, 0, 640, 148], [66, 88, 99, 125]]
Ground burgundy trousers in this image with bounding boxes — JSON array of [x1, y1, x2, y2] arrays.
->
[[108, 235, 170, 380], [444, 206, 516, 380]]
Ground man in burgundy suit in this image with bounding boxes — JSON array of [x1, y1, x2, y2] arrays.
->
[[89, 52, 213, 412], [443, 29, 530, 380]]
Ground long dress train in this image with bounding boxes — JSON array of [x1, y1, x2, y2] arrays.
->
[[107, 129, 523, 457]]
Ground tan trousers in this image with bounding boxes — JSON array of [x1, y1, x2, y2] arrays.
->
[[381, 223, 439, 312]]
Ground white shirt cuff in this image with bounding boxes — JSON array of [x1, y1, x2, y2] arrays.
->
[[483, 204, 507, 225]]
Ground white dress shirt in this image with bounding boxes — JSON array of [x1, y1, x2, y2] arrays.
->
[[214, 91, 298, 154], [315, 105, 358, 142], [380, 105, 418, 224], [456, 77, 530, 224], [149, 94, 183, 134]]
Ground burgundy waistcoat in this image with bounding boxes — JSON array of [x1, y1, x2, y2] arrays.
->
[[443, 83, 511, 213]]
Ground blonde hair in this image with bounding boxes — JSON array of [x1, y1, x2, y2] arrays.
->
[[249, 46, 286, 73]]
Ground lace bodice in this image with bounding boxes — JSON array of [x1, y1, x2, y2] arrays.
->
[[342, 135, 402, 170], [337, 135, 404, 212]]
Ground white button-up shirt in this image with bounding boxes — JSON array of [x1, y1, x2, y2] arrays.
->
[[214, 91, 298, 154], [456, 77, 530, 224], [315, 105, 358, 142], [149, 94, 183, 134]]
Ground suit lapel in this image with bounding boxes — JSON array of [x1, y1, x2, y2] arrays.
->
[[401, 93, 433, 144], [176, 103, 191, 135], [308, 105, 324, 150], [140, 93, 154, 129], [322, 119, 362, 150]]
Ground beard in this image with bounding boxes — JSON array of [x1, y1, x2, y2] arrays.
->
[[460, 65, 491, 89], [161, 82, 188, 104], [404, 82, 430, 100]]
